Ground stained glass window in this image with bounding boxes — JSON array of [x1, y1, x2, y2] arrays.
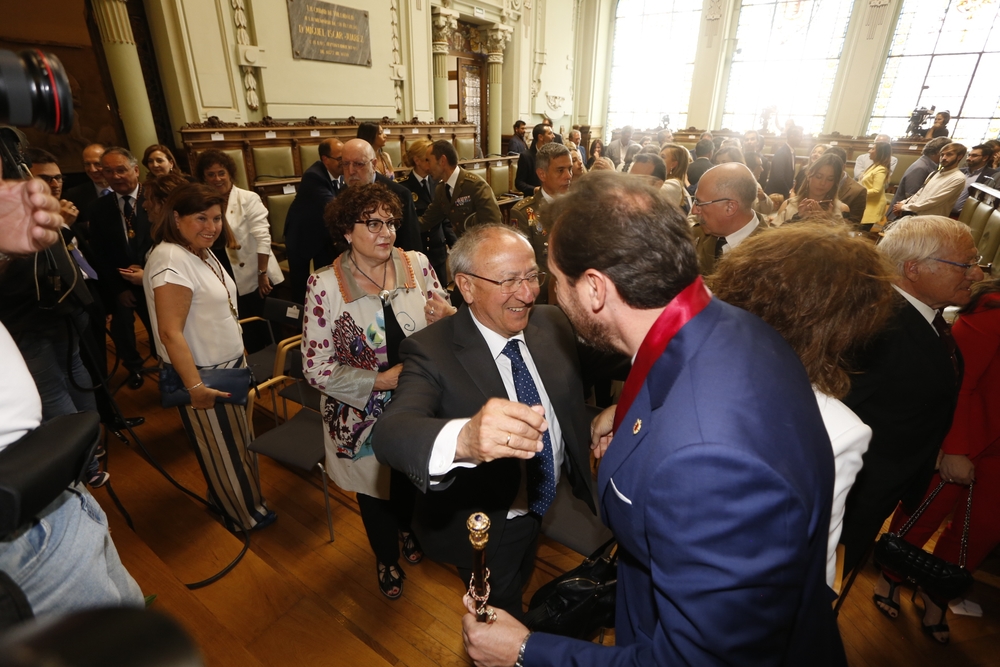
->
[[867, 0, 1000, 145], [721, 0, 854, 136], [607, 0, 703, 138]]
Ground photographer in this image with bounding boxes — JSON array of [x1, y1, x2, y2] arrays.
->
[[0, 164, 143, 619]]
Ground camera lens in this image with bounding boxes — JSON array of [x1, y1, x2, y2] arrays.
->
[[0, 49, 74, 134]]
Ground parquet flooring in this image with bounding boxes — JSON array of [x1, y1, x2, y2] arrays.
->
[[89, 331, 1000, 666]]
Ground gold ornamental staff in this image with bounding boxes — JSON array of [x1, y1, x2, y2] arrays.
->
[[467, 512, 496, 623]]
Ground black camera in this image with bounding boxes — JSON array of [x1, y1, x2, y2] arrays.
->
[[905, 105, 936, 139], [0, 49, 74, 179]]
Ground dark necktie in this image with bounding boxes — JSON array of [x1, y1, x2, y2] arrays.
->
[[424, 178, 433, 199], [932, 311, 960, 383], [123, 195, 133, 220], [445, 184, 452, 201], [501, 339, 556, 516], [714, 236, 728, 259]]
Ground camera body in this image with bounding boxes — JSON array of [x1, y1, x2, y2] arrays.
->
[[905, 105, 936, 139]]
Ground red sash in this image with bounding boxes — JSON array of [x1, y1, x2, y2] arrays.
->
[[613, 276, 712, 432]]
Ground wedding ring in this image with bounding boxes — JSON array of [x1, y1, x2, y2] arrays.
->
[[430, 308, 435, 314], [505, 433, 512, 446]]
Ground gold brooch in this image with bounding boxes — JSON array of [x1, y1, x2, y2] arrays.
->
[[633, 419, 642, 435]]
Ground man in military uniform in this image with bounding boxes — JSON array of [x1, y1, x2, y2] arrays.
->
[[419, 140, 502, 239], [509, 142, 572, 304]]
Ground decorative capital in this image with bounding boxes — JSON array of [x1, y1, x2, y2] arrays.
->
[[432, 7, 460, 44], [484, 24, 513, 54], [467, 512, 491, 550], [92, 0, 135, 46]]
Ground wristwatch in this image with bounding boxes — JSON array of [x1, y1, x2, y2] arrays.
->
[[257, 269, 268, 276], [514, 632, 532, 667]]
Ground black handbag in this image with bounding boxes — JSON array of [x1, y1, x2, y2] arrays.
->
[[0, 412, 101, 537], [873, 480, 974, 602], [523, 537, 618, 639], [159, 363, 252, 408]]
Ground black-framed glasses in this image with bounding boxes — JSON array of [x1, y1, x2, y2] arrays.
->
[[691, 197, 734, 208], [357, 218, 401, 233], [930, 255, 983, 273], [462, 271, 546, 295], [36, 174, 63, 183]]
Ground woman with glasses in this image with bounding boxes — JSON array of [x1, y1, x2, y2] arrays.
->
[[301, 182, 454, 599]]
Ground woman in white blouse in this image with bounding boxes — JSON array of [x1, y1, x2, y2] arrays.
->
[[710, 222, 897, 588], [196, 149, 284, 351], [144, 183, 273, 531]]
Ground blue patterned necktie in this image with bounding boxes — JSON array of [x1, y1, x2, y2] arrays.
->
[[501, 339, 556, 516]]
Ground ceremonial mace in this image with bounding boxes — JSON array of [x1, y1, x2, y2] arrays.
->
[[467, 512, 496, 623]]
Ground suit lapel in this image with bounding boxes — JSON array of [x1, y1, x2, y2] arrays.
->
[[453, 308, 507, 401]]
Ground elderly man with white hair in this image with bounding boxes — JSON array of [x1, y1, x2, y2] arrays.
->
[[839, 217, 983, 622]]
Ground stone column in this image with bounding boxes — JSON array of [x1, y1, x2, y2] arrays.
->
[[431, 8, 459, 122], [91, 0, 158, 154], [485, 25, 513, 157]]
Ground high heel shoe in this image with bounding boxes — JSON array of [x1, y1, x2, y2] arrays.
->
[[872, 573, 901, 619], [912, 589, 950, 645]]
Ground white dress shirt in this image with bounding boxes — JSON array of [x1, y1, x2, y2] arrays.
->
[[721, 212, 760, 254], [428, 310, 564, 518], [900, 168, 968, 216]]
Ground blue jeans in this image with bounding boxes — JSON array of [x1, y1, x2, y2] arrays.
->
[[0, 485, 143, 618], [16, 313, 97, 421]]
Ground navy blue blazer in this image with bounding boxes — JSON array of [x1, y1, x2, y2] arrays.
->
[[526, 298, 845, 666], [285, 160, 338, 264]]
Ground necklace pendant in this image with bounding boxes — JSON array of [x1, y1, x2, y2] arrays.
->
[[127, 229, 136, 239], [379, 289, 391, 302]]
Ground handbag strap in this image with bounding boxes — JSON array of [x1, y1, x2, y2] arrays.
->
[[896, 479, 974, 568]]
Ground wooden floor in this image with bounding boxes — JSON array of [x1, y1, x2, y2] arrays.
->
[[91, 342, 1000, 666]]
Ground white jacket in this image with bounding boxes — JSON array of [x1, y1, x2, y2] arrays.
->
[[224, 186, 284, 295]]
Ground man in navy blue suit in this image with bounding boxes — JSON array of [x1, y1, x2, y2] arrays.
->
[[462, 171, 846, 667], [285, 138, 343, 302]]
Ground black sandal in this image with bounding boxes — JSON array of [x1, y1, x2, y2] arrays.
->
[[377, 562, 405, 599], [401, 531, 424, 565], [913, 590, 950, 645], [872, 573, 901, 619]]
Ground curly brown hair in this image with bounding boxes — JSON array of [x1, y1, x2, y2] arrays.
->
[[194, 149, 237, 183], [709, 221, 896, 399], [324, 182, 402, 240]]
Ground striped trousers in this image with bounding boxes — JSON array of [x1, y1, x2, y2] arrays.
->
[[177, 357, 269, 529]]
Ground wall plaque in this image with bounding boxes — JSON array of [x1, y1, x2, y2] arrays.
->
[[287, 0, 371, 67]]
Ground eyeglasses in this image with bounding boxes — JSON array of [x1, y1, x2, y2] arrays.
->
[[462, 271, 546, 294], [357, 218, 400, 233], [691, 197, 734, 208], [36, 174, 63, 183], [930, 256, 983, 273], [343, 160, 374, 171]]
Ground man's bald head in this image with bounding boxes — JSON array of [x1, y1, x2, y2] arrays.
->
[[693, 163, 758, 238], [700, 163, 758, 211], [342, 138, 376, 187]]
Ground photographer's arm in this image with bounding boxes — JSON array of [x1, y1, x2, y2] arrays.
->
[[153, 283, 230, 409]]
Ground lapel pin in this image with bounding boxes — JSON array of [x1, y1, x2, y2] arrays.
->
[[632, 419, 642, 435]]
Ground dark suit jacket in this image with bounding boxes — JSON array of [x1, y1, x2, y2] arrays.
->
[[64, 181, 103, 235], [890, 155, 937, 209], [765, 143, 795, 196], [88, 191, 152, 306], [374, 172, 423, 254], [419, 168, 502, 238], [399, 172, 455, 271], [686, 157, 713, 187], [526, 297, 845, 666], [839, 174, 867, 224], [509, 188, 552, 303], [839, 295, 961, 571], [372, 305, 596, 565], [285, 160, 338, 267], [515, 151, 540, 196], [692, 213, 768, 276]]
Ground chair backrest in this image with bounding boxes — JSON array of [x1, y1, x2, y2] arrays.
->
[[299, 143, 320, 169], [382, 142, 401, 169], [976, 208, 1000, 263], [252, 146, 295, 181], [969, 203, 995, 245], [488, 164, 510, 197], [456, 137, 476, 161], [261, 297, 305, 330], [220, 149, 249, 190], [958, 196, 981, 228], [266, 193, 296, 243]]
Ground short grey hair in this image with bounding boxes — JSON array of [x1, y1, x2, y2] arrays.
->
[[879, 215, 973, 276], [102, 146, 138, 167], [536, 142, 571, 173], [923, 136, 951, 157], [448, 224, 529, 277]]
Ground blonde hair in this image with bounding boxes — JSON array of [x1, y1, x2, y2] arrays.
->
[[403, 139, 433, 168]]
